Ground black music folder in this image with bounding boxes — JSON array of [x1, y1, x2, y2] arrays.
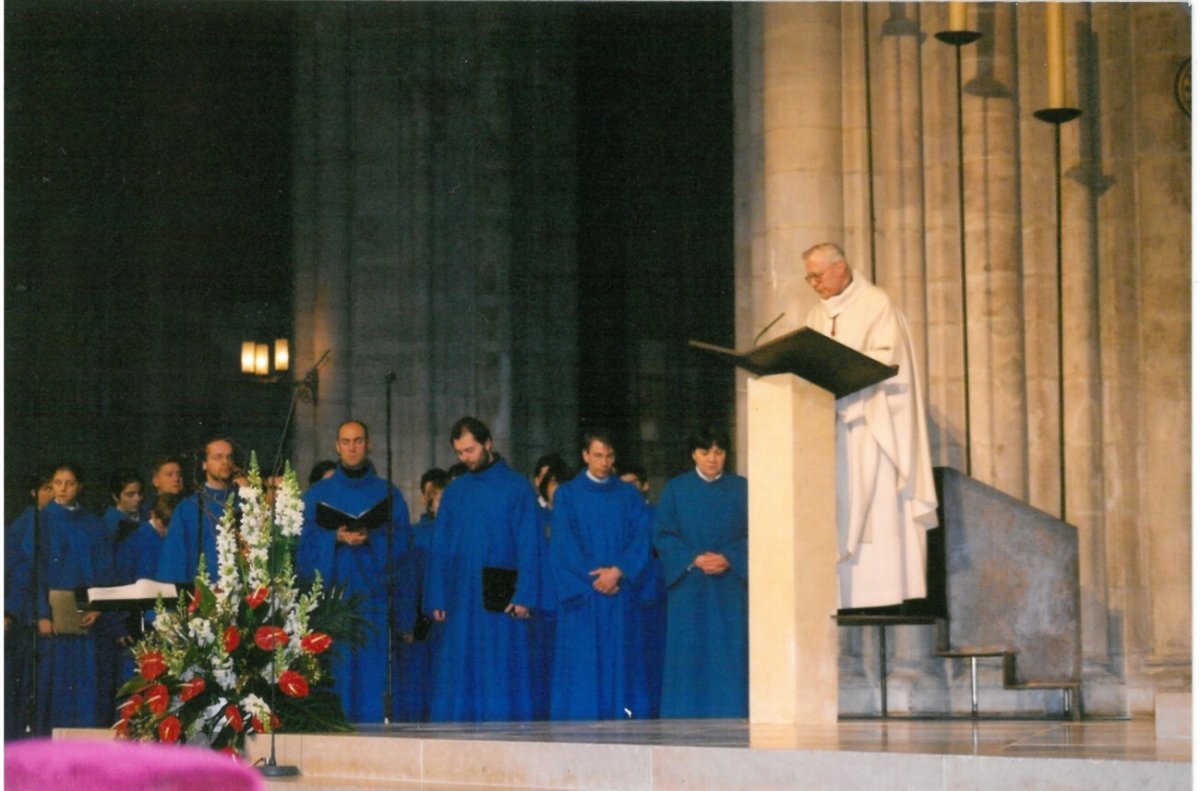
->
[[315, 499, 390, 532], [689, 327, 897, 399]]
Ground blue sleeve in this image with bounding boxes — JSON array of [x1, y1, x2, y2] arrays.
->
[[548, 488, 595, 607], [614, 494, 652, 588], [156, 500, 194, 584], [653, 480, 695, 588], [423, 494, 453, 613], [511, 482, 542, 610], [295, 492, 335, 586], [717, 479, 749, 582]]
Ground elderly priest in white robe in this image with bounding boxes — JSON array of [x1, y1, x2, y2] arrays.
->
[[801, 242, 939, 609]]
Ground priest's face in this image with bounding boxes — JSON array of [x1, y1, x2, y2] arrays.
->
[[804, 254, 851, 300], [582, 440, 616, 480], [335, 423, 371, 469], [453, 432, 493, 472], [692, 444, 727, 479]]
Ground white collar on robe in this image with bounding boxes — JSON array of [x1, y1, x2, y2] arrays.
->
[[695, 467, 723, 483], [585, 471, 610, 484], [818, 269, 866, 319]]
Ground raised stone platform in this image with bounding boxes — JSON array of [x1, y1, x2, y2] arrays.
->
[[60, 717, 1185, 791]]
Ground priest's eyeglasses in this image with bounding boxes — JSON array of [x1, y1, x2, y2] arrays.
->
[[805, 266, 834, 284]]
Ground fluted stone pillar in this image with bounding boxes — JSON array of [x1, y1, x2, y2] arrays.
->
[[292, 4, 578, 509], [961, 2, 1029, 501]]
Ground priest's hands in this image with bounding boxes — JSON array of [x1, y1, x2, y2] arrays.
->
[[589, 566, 623, 595], [692, 552, 730, 575], [505, 603, 531, 619]]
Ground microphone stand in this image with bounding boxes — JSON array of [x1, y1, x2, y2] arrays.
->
[[24, 488, 42, 736], [383, 371, 396, 724], [259, 486, 298, 778]]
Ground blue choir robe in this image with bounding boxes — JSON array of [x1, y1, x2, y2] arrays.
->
[[5, 507, 41, 739], [548, 474, 653, 721], [95, 507, 141, 724], [527, 502, 556, 720], [296, 465, 410, 723], [155, 485, 230, 584], [36, 501, 110, 730], [653, 471, 749, 718], [424, 458, 541, 722], [638, 502, 668, 718], [393, 514, 439, 721]]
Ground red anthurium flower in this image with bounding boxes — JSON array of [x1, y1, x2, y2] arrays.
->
[[251, 712, 281, 733], [118, 693, 144, 721], [158, 715, 182, 744], [245, 586, 269, 610], [225, 704, 244, 732], [139, 651, 167, 681], [114, 719, 129, 739], [300, 632, 332, 654], [145, 683, 170, 716], [254, 625, 288, 651], [179, 677, 206, 702], [187, 585, 201, 614], [278, 671, 309, 699], [224, 625, 241, 653]]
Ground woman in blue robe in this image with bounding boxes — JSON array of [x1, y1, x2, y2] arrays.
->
[[549, 433, 653, 721], [296, 460, 410, 723], [35, 463, 109, 730], [528, 459, 572, 720], [654, 428, 749, 718]]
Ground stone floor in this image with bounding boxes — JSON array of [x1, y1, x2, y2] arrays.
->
[[231, 717, 1190, 790]]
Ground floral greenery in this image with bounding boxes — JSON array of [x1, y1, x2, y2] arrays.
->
[[115, 455, 363, 753]]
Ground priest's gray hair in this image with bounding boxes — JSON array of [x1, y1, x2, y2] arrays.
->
[[801, 242, 846, 266]]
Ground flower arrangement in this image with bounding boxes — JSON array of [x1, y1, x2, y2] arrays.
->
[[115, 455, 358, 753]]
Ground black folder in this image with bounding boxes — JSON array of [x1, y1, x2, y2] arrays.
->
[[315, 499, 390, 532], [481, 566, 518, 612], [689, 327, 897, 399]]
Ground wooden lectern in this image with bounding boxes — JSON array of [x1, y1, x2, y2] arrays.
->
[[690, 328, 896, 724]]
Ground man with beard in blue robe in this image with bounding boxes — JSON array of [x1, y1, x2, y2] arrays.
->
[[297, 419, 410, 723], [425, 417, 541, 721], [654, 426, 749, 718], [155, 438, 235, 585], [549, 429, 653, 720]]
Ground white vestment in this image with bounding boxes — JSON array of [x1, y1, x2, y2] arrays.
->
[[804, 271, 938, 608]]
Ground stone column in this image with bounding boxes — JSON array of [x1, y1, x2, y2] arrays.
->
[[291, 5, 578, 507], [960, 2, 1029, 501], [1129, 2, 1191, 705]]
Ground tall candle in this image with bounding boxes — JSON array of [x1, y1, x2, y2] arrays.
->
[[949, 2, 967, 31], [1046, 3, 1066, 108]]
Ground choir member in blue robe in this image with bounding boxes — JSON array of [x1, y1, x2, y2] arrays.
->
[[654, 427, 749, 718], [155, 438, 235, 584], [95, 469, 145, 725], [549, 430, 653, 721], [296, 420, 410, 724], [425, 417, 542, 722], [35, 463, 110, 730], [620, 463, 667, 718], [5, 468, 55, 739], [393, 468, 448, 722], [140, 456, 184, 520], [528, 457, 572, 720]]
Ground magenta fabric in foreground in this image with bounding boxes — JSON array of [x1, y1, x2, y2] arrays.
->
[[5, 739, 263, 791]]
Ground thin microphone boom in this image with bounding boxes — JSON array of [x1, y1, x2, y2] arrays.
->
[[754, 312, 786, 346]]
